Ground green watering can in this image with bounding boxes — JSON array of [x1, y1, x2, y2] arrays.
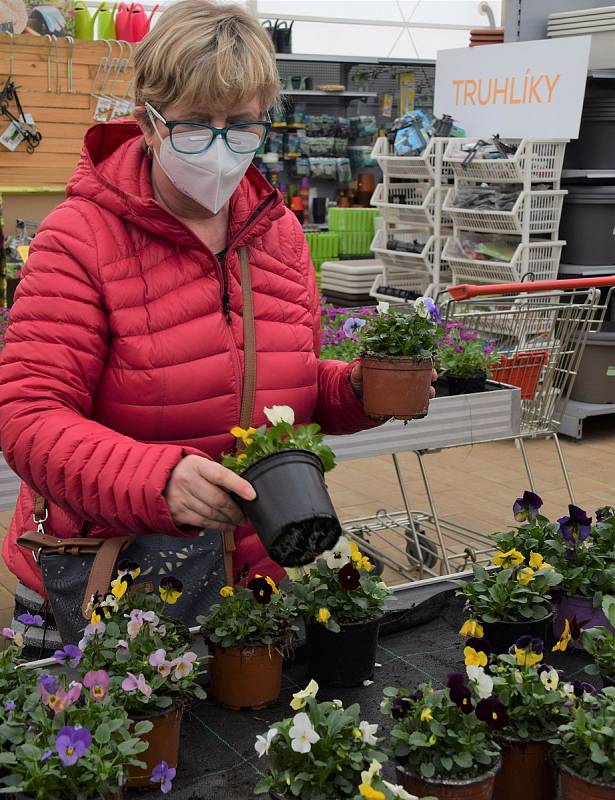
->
[[96, 2, 117, 40], [74, 1, 115, 40]]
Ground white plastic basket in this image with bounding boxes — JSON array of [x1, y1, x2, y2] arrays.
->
[[444, 138, 567, 183], [371, 228, 436, 274], [443, 188, 567, 235], [369, 270, 434, 302], [371, 182, 441, 227], [371, 136, 453, 181], [443, 238, 564, 285]]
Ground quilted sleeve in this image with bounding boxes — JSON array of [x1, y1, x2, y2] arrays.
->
[[300, 227, 380, 436], [0, 203, 205, 536]]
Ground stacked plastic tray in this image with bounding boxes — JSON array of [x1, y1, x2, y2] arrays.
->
[[442, 138, 568, 285]]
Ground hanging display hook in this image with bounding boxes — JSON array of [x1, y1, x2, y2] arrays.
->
[[52, 35, 62, 94], [90, 40, 113, 97], [0, 31, 14, 78], [66, 36, 75, 94], [44, 34, 53, 93]]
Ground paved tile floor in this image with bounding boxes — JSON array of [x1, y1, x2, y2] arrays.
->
[[1, 414, 614, 626]]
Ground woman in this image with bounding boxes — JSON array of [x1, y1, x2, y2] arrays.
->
[[0, 0, 434, 650]]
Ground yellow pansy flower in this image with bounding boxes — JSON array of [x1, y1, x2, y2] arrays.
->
[[316, 608, 331, 624], [492, 548, 524, 568], [529, 552, 545, 569], [110, 576, 128, 600], [90, 609, 102, 625], [428, 734, 437, 746], [420, 708, 433, 722], [359, 785, 385, 800], [290, 679, 319, 710], [230, 426, 257, 445], [552, 618, 571, 652], [514, 646, 543, 667], [353, 727, 362, 740], [517, 567, 535, 586], [220, 586, 234, 598], [236, 453, 247, 463], [464, 646, 488, 668], [256, 573, 279, 593], [459, 619, 484, 638]]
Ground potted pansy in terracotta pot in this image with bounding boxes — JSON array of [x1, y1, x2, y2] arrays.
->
[[458, 549, 562, 654], [291, 535, 390, 686], [223, 405, 340, 566], [254, 681, 428, 800], [0, 622, 154, 799], [437, 321, 498, 395], [381, 680, 501, 800], [198, 573, 297, 710], [582, 595, 615, 688], [79, 573, 206, 790], [551, 686, 615, 800], [358, 299, 440, 420]]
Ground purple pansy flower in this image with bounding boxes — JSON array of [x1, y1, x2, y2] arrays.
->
[[4, 700, 16, 712], [475, 697, 509, 729], [83, 670, 109, 702], [342, 317, 366, 339], [40, 749, 53, 763], [38, 673, 59, 702], [122, 672, 152, 698], [53, 644, 82, 668], [447, 673, 474, 714], [483, 340, 497, 356], [422, 297, 442, 324], [17, 613, 44, 627], [391, 696, 413, 720], [596, 506, 615, 523], [151, 760, 176, 794], [513, 635, 544, 655], [573, 680, 596, 697], [460, 329, 478, 341], [558, 505, 592, 543], [513, 490, 544, 523], [55, 726, 92, 767]]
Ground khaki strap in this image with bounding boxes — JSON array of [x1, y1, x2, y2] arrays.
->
[[222, 529, 235, 585], [80, 535, 132, 618], [238, 245, 257, 431]]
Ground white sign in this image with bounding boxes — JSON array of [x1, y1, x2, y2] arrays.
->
[[434, 36, 591, 139]]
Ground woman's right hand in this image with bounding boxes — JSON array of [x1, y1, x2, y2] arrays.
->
[[165, 455, 256, 533]]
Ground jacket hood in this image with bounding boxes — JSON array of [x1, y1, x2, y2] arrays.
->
[[67, 120, 284, 247]]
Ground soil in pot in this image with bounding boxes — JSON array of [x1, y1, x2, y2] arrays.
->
[[481, 613, 552, 654], [396, 762, 500, 800], [493, 739, 555, 800], [361, 356, 433, 420], [126, 703, 183, 789], [209, 642, 283, 710], [553, 594, 615, 649], [447, 372, 487, 395], [237, 450, 341, 567], [559, 765, 615, 800], [306, 617, 381, 687]]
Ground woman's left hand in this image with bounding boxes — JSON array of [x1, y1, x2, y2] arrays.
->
[[350, 364, 438, 399]]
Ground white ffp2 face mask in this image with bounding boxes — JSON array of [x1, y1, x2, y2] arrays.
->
[[151, 124, 258, 214]]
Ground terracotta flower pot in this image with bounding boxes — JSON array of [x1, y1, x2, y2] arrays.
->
[[126, 703, 183, 789], [493, 739, 555, 800], [209, 642, 283, 710], [361, 355, 433, 420], [559, 764, 615, 800], [396, 762, 500, 799], [481, 613, 552, 654]]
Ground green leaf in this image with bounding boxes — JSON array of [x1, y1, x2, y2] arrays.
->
[[420, 761, 436, 778], [94, 724, 111, 744]]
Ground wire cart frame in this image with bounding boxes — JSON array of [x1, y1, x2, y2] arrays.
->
[[339, 276, 614, 583]]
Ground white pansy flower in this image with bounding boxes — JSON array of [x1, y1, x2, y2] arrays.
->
[[289, 712, 320, 754], [382, 780, 420, 799], [540, 667, 559, 691], [359, 720, 378, 745], [360, 759, 382, 785], [331, 699, 343, 708], [414, 297, 429, 318], [290, 679, 319, 711], [322, 536, 352, 570], [377, 301, 390, 315], [466, 665, 494, 699], [264, 405, 295, 426], [254, 728, 278, 757]]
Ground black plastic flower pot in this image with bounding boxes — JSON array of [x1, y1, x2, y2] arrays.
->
[[481, 613, 552, 654], [602, 672, 615, 688], [446, 372, 487, 395], [237, 450, 341, 567], [306, 617, 381, 687]]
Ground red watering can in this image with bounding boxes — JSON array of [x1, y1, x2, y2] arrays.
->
[[129, 3, 158, 42], [115, 2, 132, 40]]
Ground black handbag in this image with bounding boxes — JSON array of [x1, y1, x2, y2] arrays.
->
[[16, 248, 257, 645]]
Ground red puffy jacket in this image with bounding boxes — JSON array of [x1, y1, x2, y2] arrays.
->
[[0, 121, 375, 596]]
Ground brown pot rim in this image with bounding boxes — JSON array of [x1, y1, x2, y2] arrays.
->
[[497, 735, 548, 746], [129, 699, 184, 721], [556, 761, 615, 789], [396, 759, 501, 786], [361, 354, 434, 366], [208, 639, 288, 654]]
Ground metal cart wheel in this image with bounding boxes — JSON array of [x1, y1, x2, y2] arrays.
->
[[404, 526, 439, 569]]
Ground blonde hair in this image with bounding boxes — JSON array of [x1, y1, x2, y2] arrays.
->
[[134, 0, 280, 116]]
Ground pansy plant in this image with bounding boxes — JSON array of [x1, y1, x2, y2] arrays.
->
[[290, 535, 390, 632], [436, 320, 498, 378], [222, 405, 335, 474], [198, 573, 298, 649], [358, 299, 441, 361], [254, 681, 388, 800], [581, 595, 615, 682], [381, 682, 500, 782]]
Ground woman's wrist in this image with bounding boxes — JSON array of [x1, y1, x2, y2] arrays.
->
[[349, 364, 362, 398]]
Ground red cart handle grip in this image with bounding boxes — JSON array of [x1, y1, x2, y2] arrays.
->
[[448, 275, 615, 301]]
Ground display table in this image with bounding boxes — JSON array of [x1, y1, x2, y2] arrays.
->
[[135, 587, 595, 800]]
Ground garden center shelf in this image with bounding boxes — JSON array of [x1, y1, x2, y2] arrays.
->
[[371, 183, 452, 228], [369, 270, 435, 302], [371, 229, 438, 275], [443, 188, 567, 236], [281, 90, 378, 98], [442, 238, 565, 285], [371, 136, 454, 181], [444, 138, 568, 184]]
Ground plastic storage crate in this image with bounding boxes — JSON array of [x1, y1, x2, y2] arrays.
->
[[371, 182, 446, 228], [371, 228, 437, 275], [338, 231, 374, 257], [371, 136, 454, 181], [305, 231, 339, 271], [327, 207, 379, 233], [443, 189, 567, 235], [370, 269, 433, 302], [443, 238, 564, 284], [444, 138, 567, 184]]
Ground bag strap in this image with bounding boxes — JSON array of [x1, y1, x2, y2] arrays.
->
[[238, 245, 256, 431]]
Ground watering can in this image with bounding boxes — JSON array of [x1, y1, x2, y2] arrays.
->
[[73, 0, 99, 40], [129, 3, 158, 42], [95, 1, 117, 40], [114, 2, 132, 40]]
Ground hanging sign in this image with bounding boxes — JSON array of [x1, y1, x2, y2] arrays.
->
[[434, 36, 591, 138]]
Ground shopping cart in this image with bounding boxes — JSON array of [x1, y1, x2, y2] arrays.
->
[[341, 276, 614, 581]]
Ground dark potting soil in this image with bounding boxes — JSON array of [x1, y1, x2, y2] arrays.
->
[[133, 591, 597, 800]]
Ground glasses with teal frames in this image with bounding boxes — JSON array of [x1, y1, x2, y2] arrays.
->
[[145, 103, 271, 155]]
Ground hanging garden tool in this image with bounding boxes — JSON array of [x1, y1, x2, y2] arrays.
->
[[0, 79, 42, 153]]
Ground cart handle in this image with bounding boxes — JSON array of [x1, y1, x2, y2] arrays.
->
[[448, 275, 615, 301]]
